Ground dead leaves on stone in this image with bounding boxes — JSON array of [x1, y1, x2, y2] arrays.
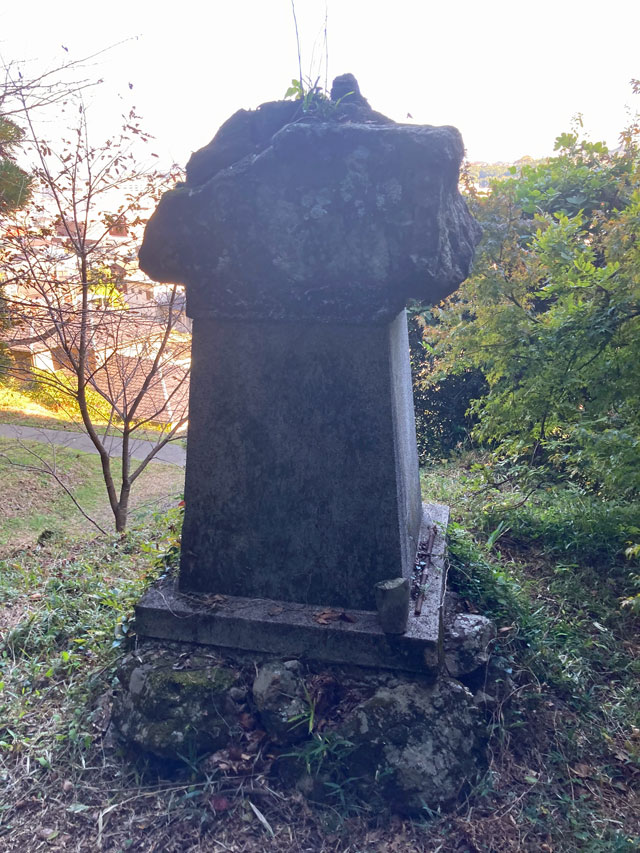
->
[[312, 608, 357, 625], [203, 593, 227, 606], [200, 700, 273, 772]]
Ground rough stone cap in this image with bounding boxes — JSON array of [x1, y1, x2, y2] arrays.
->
[[139, 76, 481, 323]]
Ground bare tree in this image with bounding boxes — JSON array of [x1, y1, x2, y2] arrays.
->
[[0, 43, 135, 119], [0, 88, 189, 533]]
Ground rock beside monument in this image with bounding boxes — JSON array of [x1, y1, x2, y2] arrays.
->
[[112, 645, 488, 813], [112, 649, 240, 760], [444, 612, 497, 678], [340, 678, 485, 814], [252, 661, 309, 745]]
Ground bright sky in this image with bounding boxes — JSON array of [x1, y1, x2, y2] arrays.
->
[[1, 0, 639, 167]]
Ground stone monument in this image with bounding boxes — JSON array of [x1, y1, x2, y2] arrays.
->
[[136, 75, 481, 673]]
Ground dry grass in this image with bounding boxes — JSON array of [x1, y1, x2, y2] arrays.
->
[[0, 458, 638, 851], [0, 436, 184, 552]]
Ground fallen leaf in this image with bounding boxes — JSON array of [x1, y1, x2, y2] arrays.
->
[[268, 606, 284, 616], [339, 611, 357, 623], [571, 763, 593, 778], [313, 609, 341, 625], [210, 795, 231, 812], [249, 800, 275, 837]]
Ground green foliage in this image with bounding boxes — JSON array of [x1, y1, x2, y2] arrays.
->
[[476, 484, 640, 566], [283, 77, 353, 118], [409, 310, 487, 459], [283, 730, 355, 779], [284, 77, 306, 101], [423, 112, 640, 502], [87, 264, 125, 308], [26, 368, 117, 424], [446, 475, 640, 724], [0, 116, 32, 216], [447, 523, 532, 630], [0, 517, 169, 769], [0, 115, 32, 363], [465, 155, 540, 190]]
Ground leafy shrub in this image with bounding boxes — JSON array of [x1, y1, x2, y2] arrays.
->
[[420, 121, 640, 499], [409, 313, 487, 460], [26, 368, 114, 423], [476, 485, 640, 566]]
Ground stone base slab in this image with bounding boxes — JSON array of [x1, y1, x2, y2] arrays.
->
[[135, 504, 449, 674]]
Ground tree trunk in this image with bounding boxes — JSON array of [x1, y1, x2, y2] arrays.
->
[[115, 484, 131, 533]]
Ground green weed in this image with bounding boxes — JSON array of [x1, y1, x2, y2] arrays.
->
[[436, 454, 640, 851], [476, 484, 640, 565], [0, 512, 173, 777]]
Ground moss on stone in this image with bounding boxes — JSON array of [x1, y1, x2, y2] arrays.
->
[[113, 650, 241, 760]]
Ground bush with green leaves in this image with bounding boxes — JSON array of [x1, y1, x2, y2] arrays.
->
[[0, 115, 32, 217], [416, 106, 640, 505], [409, 309, 487, 460], [25, 368, 117, 424], [476, 484, 640, 565]]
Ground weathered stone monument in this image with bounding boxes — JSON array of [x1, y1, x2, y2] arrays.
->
[[136, 75, 481, 673], [114, 78, 497, 813]]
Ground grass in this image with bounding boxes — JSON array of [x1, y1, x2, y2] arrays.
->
[[421, 457, 640, 852], [0, 453, 637, 851], [0, 382, 187, 445], [0, 436, 184, 551]]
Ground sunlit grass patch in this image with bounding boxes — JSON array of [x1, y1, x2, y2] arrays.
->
[[0, 436, 184, 550], [0, 382, 73, 430]]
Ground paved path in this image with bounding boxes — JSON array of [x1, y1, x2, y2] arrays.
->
[[0, 423, 186, 467]]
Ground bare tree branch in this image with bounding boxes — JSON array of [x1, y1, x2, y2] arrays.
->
[[0, 441, 108, 535], [1, 80, 188, 533]]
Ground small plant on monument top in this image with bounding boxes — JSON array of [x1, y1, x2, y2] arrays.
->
[[284, 75, 327, 113], [283, 76, 353, 118], [284, 2, 353, 117]]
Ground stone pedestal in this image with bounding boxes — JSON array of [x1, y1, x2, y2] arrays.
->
[[137, 78, 480, 668], [136, 504, 449, 674], [181, 310, 421, 610]]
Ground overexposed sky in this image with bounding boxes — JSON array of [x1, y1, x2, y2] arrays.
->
[[1, 0, 638, 168]]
